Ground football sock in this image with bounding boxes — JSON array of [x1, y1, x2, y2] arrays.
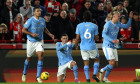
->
[[23, 59, 30, 75], [73, 65, 78, 79], [84, 65, 90, 80], [93, 62, 99, 75], [104, 64, 114, 78], [37, 60, 43, 78]]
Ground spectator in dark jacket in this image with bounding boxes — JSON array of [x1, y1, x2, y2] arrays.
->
[[79, 0, 95, 22], [12, 0, 24, 11], [69, 8, 80, 38], [54, 10, 74, 40], [94, 2, 108, 39], [131, 12, 140, 42], [0, 0, 18, 39], [33, 0, 47, 17]]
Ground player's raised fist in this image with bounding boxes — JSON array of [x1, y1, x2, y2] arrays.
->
[[31, 33, 38, 37], [67, 41, 71, 45]]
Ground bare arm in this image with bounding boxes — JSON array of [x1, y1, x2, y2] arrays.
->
[[75, 34, 80, 49], [44, 28, 54, 39]]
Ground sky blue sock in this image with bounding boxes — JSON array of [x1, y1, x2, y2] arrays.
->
[[93, 62, 99, 75], [23, 59, 29, 75], [37, 60, 43, 78], [73, 65, 78, 79], [104, 64, 114, 78], [84, 65, 90, 80], [103, 64, 109, 71]]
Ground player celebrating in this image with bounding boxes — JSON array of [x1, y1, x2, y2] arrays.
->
[[99, 11, 133, 82], [22, 7, 54, 83], [56, 34, 80, 83], [75, 10, 100, 82]]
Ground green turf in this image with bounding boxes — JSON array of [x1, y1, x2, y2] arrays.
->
[[0, 82, 139, 84]]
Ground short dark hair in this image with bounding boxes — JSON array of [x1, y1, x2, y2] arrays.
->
[[61, 33, 68, 38], [83, 10, 92, 22], [33, 6, 40, 12]]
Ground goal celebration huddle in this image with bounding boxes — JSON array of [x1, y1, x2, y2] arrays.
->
[[21, 6, 134, 83]]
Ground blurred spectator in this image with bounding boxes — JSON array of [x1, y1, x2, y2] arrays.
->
[[90, 0, 98, 10], [44, 13, 55, 40], [0, 23, 9, 40], [51, 11, 60, 22], [33, 0, 47, 17], [94, 2, 108, 39], [104, 0, 116, 6], [79, 0, 95, 21], [72, 0, 84, 15], [119, 15, 132, 41], [112, 1, 128, 17], [123, 0, 131, 13], [133, 0, 140, 12], [12, 0, 24, 11], [104, 1, 112, 13], [69, 8, 80, 38], [45, 0, 61, 15], [0, 0, 18, 39], [10, 13, 25, 42], [131, 12, 140, 41], [20, 0, 34, 23], [54, 10, 74, 40], [62, 2, 69, 14], [64, 0, 74, 10]]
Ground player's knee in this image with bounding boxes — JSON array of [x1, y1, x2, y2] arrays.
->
[[109, 60, 115, 66], [27, 57, 31, 62]]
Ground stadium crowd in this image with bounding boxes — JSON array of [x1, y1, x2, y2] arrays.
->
[[0, 0, 140, 42]]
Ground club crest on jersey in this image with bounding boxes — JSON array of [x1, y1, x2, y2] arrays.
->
[[104, 27, 106, 30], [115, 27, 116, 30], [38, 22, 40, 25]]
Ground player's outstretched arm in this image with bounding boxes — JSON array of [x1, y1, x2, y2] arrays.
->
[[44, 28, 54, 40], [22, 27, 38, 37]]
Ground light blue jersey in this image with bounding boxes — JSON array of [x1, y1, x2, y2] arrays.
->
[[56, 42, 74, 66], [24, 16, 46, 42], [76, 22, 98, 51], [102, 18, 131, 49]]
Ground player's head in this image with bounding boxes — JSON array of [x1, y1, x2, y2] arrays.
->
[[83, 10, 92, 22], [33, 6, 41, 17], [61, 34, 68, 44], [112, 11, 120, 22]]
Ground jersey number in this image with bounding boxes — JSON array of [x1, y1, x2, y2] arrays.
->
[[84, 29, 91, 39]]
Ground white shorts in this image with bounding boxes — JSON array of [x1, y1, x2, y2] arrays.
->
[[102, 47, 118, 61], [27, 40, 44, 57], [57, 60, 74, 77], [81, 49, 99, 60]]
